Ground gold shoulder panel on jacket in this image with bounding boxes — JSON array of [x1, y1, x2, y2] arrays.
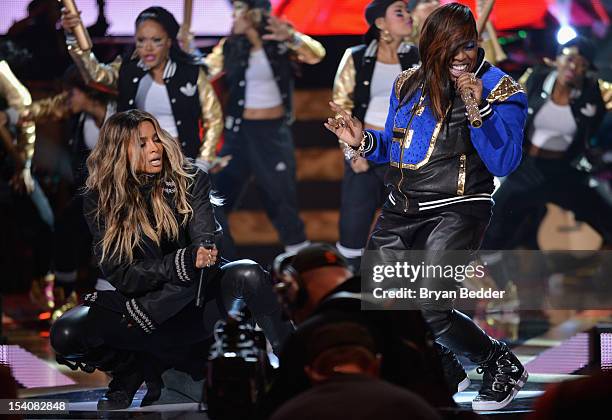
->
[[517, 68, 533, 89], [394, 67, 418, 100], [332, 49, 356, 115], [599, 79, 612, 111], [197, 68, 222, 161], [204, 38, 226, 79], [486, 75, 525, 104]]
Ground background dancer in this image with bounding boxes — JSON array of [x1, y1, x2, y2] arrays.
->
[[60, 6, 223, 167], [333, 0, 419, 270], [204, 0, 326, 257], [22, 66, 117, 318], [482, 36, 610, 251]]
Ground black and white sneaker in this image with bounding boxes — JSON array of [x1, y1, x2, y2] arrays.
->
[[437, 343, 471, 394], [472, 341, 528, 411]]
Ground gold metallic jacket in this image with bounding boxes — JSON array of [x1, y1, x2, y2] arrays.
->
[[67, 39, 222, 161], [0, 60, 35, 163]]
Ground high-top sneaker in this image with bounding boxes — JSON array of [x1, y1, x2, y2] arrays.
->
[[472, 340, 528, 411], [436, 343, 470, 394]]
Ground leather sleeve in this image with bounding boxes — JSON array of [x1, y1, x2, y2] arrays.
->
[[83, 184, 206, 295]]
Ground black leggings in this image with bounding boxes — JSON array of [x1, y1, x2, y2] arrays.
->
[[50, 260, 292, 377], [367, 209, 494, 364]]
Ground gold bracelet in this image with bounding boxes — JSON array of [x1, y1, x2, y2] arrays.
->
[[358, 131, 367, 156]]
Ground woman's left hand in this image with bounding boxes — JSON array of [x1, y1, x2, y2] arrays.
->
[[456, 73, 483, 105], [196, 246, 218, 268], [262, 16, 293, 42]]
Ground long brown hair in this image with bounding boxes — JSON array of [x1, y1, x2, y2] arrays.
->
[[401, 3, 478, 120], [85, 110, 194, 263]]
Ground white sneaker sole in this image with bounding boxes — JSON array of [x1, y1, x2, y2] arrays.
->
[[457, 376, 471, 393], [472, 370, 529, 411]]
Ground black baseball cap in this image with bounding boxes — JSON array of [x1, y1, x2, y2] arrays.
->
[[557, 36, 597, 70], [306, 322, 377, 364]]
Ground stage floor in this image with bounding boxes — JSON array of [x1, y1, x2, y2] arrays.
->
[[3, 292, 611, 419]]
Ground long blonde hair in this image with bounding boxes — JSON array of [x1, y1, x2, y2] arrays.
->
[[85, 109, 194, 263]]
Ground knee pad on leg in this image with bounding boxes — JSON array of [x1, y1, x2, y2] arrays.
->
[[50, 305, 91, 357], [219, 260, 267, 315]]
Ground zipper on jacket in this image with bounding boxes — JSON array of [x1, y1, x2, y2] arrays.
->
[[397, 90, 425, 212], [457, 154, 466, 196]]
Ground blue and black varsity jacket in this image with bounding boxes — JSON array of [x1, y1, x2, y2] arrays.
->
[[363, 52, 527, 214]]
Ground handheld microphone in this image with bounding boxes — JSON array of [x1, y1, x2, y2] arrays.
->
[[460, 87, 482, 128], [60, 0, 93, 51], [196, 234, 216, 308]]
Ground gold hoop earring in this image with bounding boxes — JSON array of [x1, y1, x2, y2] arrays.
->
[[381, 29, 393, 44]]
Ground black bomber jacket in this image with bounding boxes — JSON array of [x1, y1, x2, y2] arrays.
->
[[83, 167, 222, 333]]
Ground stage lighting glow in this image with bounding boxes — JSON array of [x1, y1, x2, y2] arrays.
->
[[557, 25, 577, 44]]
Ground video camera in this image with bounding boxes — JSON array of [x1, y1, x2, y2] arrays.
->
[[204, 311, 272, 419]]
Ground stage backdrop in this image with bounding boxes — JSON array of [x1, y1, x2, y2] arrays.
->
[[1, 0, 607, 35]]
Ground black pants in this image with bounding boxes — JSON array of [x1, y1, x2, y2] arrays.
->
[[367, 209, 494, 364], [50, 260, 292, 378], [212, 120, 306, 249], [339, 161, 388, 252], [53, 194, 92, 285], [482, 156, 612, 250]]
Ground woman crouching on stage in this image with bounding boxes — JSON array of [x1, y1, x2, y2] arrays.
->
[[50, 110, 291, 410], [326, 3, 528, 411]]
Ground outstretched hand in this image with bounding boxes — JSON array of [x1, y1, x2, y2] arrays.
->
[[262, 16, 293, 42], [324, 102, 363, 147]]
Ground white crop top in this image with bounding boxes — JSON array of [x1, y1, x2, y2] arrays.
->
[[244, 49, 283, 109], [137, 75, 178, 138], [364, 61, 402, 128], [531, 99, 576, 152]]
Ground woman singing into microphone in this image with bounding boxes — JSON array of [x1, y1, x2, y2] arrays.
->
[[50, 110, 291, 410], [326, 3, 528, 411]]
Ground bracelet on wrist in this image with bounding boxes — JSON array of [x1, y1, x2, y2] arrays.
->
[[343, 132, 367, 160]]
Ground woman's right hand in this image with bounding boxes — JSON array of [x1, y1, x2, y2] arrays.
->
[[61, 8, 82, 34], [196, 246, 218, 268], [324, 102, 363, 147]]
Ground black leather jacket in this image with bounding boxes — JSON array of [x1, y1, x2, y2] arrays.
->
[[83, 167, 222, 333]]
